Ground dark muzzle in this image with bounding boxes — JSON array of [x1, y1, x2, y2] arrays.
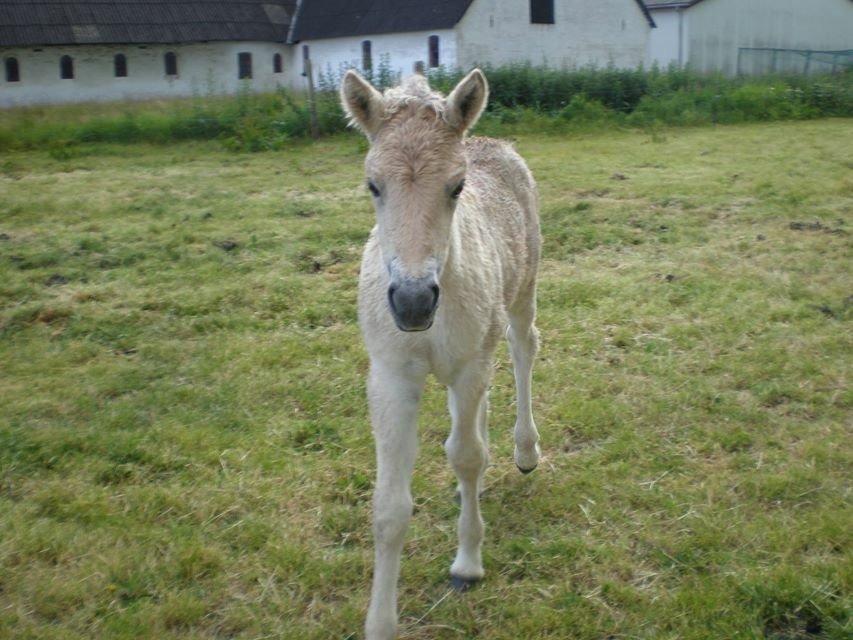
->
[[387, 278, 440, 332]]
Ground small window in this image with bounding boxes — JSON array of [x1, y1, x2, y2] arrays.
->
[[60, 55, 74, 79], [530, 0, 555, 24], [428, 35, 439, 68], [273, 52, 282, 73], [362, 40, 372, 72], [114, 53, 127, 77], [5, 57, 20, 82], [164, 51, 177, 76], [238, 52, 252, 79]]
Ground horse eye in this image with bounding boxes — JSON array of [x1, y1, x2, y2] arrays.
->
[[367, 181, 380, 197], [451, 180, 465, 199]]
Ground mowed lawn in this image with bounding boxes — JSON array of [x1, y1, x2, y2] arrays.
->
[[1, 120, 850, 640]]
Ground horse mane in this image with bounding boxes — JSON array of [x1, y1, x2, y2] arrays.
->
[[380, 74, 448, 122]]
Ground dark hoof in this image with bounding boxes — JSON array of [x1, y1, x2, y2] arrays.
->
[[517, 464, 537, 475], [450, 574, 481, 592]]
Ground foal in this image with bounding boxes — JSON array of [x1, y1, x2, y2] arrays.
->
[[341, 69, 541, 640]]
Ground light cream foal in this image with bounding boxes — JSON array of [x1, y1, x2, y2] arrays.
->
[[341, 69, 541, 640]]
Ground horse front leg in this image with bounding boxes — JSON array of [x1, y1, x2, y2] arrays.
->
[[445, 362, 490, 589], [365, 360, 425, 640]]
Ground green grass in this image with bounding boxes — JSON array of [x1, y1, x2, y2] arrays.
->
[[1, 120, 851, 639]]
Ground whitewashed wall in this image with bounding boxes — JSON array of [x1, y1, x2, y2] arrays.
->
[[648, 7, 687, 68], [455, 0, 651, 69], [686, 0, 853, 75], [0, 41, 292, 107], [290, 30, 457, 90]]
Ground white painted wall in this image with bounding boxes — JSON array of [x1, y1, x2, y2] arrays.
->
[[686, 0, 853, 75], [455, 0, 651, 69], [291, 30, 457, 90], [648, 7, 688, 68], [0, 41, 292, 107]]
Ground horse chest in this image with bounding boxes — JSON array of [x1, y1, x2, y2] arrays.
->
[[424, 331, 472, 385], [425, 303, 504, 386]]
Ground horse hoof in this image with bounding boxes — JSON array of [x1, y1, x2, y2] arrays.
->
[[517, 463, 537, 474], [450, 574, 481, 592]]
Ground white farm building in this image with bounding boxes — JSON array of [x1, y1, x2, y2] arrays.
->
[[0, 1, 297, 106], [0, 0, 656, 107], [291, 0, 655, 81], [647, 0, 853, 75]]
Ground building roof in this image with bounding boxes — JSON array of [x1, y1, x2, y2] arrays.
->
[[290, 0, 475, 41], [0, 1, 297, 47], [291, 0, 655, 41], [633, 0, 657, 26], [644, 0, 702, 8]]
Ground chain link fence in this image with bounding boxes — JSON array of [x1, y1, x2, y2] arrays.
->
[[737, 48, 853, 75]]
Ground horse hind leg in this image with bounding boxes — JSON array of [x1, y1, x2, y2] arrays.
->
[[507, 285, 540, 473]]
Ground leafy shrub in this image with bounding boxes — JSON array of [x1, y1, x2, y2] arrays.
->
[[0, 66, 848, 152], [558, 94, 614, 125]]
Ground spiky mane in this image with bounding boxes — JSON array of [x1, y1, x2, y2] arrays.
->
[[380, 75, 448, 121]]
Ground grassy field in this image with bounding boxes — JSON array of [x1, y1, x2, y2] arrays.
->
[[1, 120, 851, 639]]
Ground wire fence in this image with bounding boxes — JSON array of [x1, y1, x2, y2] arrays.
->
[[737, 48, 853, 75]]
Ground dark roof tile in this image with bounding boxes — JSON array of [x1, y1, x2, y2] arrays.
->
[[0, 0, 296, 46], [291, 0, 476, 41]]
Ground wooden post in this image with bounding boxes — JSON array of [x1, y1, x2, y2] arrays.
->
[[304, 58, 320, 140], [803, 50, 812, 75]]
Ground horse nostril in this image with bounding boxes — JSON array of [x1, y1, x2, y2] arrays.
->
[[430, 284, 440, 308], [387, 285, 398, 313]]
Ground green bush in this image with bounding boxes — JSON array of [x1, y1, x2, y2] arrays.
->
[[0, 66, 849, 152], [558, 94, 614, 124]]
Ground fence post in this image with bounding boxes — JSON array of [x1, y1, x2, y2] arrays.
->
[[736, 48, 743, 76], [304, 58, 320, 140], [803, 51, 812, 75]]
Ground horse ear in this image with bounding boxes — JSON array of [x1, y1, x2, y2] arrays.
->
[[341, 69, 384, 137], [446, 69, 489, 134]]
